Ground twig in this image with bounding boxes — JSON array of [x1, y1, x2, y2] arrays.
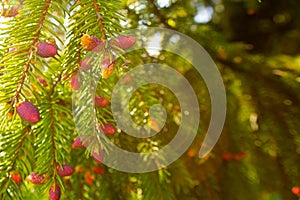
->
[[93, 0, 107, 39]]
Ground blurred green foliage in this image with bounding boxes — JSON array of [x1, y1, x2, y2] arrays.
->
[[122, 0, 300, 199]]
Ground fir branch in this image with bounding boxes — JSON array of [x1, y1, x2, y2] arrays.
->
[[12, 0, 52, 106], [0, 126, 33, 199], [34, 96, 72, 191], [0, 126, 29, 196]]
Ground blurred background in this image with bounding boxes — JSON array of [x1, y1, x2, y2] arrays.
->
[[121, 0, 300, 199]]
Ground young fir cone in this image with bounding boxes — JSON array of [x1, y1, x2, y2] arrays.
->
[[292, 186, 300, 196], [101, 53, 115, 78], [94, 95, 109, 107], [36, 42, 57, 58], [16, 101, 40, 123], [26, 172, 45, 184], [11, 172, 22, 183], [37, 77, 48, 87], [93, 166, 104, 175], [72, 135, 92, 148], [72, 136, 85, 149], [101, 53, 115, 68], [93, 149, 104, 164], [110, 35, 136, 50], [49, 185, 61, 200], [70, 74, 81, 90], [85, 171, 95, 186], [1, 6, 19, 17], [80, 57, 93, 71], [102, 64, 114, 78], [222, 153, 232, 161], [99, 123, 116, 135], [57, 164, 74, 177], [81, 34, 104, 52], [75, 165, 85, 173]]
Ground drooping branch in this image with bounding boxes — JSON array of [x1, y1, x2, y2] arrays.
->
[[12, 0, 52, 106]]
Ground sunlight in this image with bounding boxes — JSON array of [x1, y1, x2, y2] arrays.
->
[[157, 0, 171, 8], [194, 6, 214, 23], [146, 32, 162, 56]]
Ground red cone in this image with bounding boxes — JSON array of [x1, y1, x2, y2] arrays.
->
[[81, 34, 104, 51], [110, 35, 136, 50], [49, 185, 61, 200], [26, 172, 45, 184], [93, 166, 104, 175], [292, 186, 300, 195], [80, 58, 93, 71], [16, 102, 40, 123], [72, 135, 92, 148], [57, 164, 74, 177], [70, 74, 81, 90], [36, 42, 57, 58], [93, 149, 104, 164], [11, 172, 22, 183], [99, 123, 116, 135], [94, 95, 109, 107]]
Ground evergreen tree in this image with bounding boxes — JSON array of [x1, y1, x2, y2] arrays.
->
[[1, 0, 300, 200]]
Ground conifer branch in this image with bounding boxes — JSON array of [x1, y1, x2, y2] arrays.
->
[[12, 0, 52, 106], [0, 126, 30, 195]]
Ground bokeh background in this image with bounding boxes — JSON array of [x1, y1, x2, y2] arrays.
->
[[123, 0, 300, 199]]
